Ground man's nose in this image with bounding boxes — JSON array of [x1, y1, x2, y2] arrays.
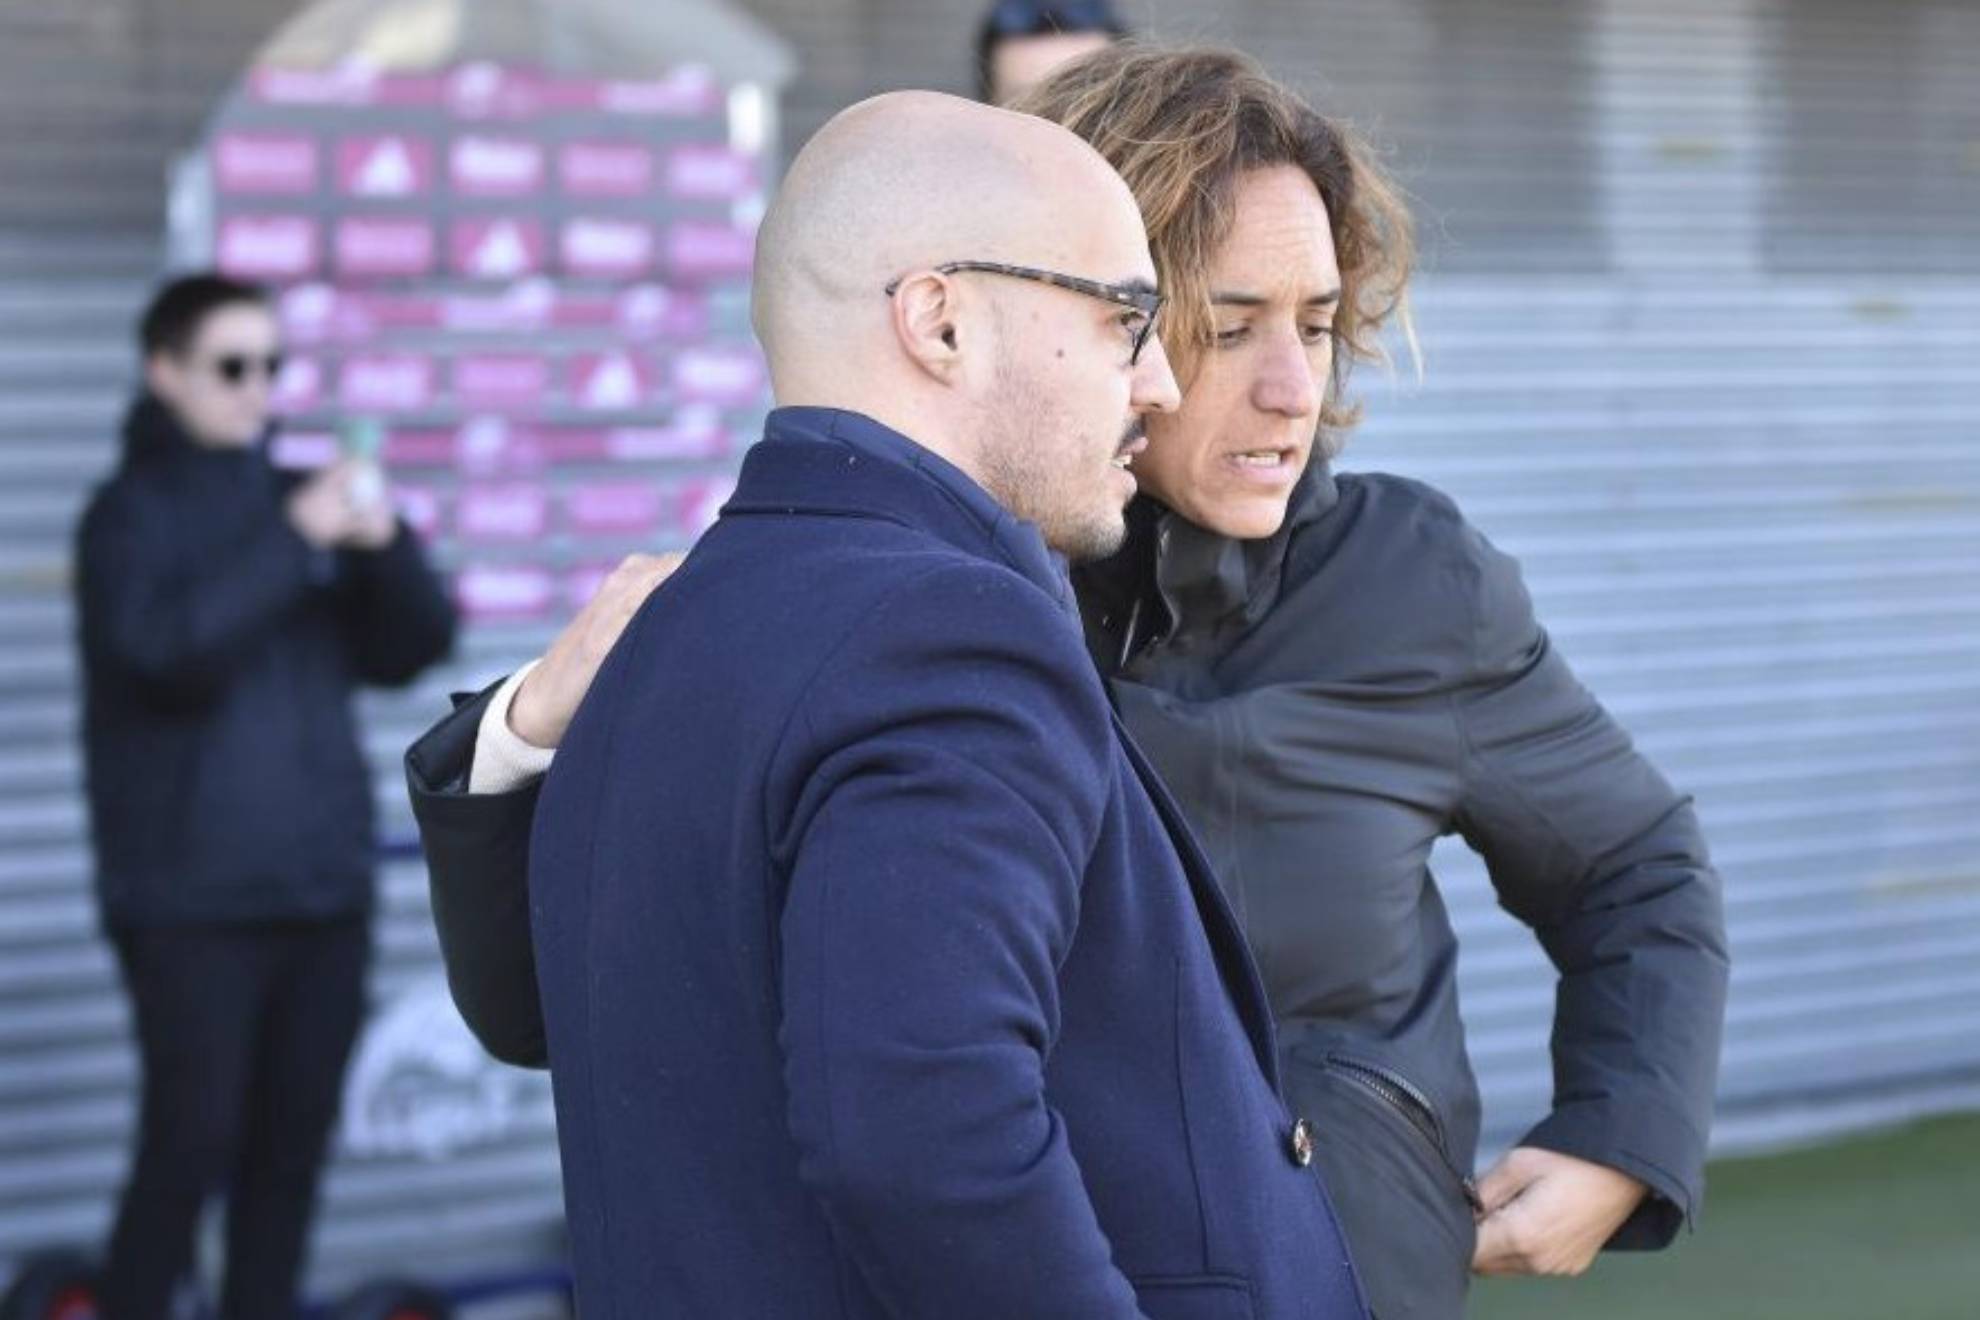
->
[[1132, 333, 1182, 415]]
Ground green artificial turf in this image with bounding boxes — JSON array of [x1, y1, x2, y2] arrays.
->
[[1468, 1112, 1980, 1320]]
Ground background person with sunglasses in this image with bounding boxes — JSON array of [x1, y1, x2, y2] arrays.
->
[[73, 273, 457, 1319]]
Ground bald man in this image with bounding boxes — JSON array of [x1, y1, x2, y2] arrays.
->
[[406, 94, 1368, 1319]]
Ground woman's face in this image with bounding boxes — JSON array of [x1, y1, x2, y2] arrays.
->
[[1135, 164, 1341, 540]]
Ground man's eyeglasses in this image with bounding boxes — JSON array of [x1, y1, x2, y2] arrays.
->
[[206, 353, 285, 388], [884, 261, 1165, 366]]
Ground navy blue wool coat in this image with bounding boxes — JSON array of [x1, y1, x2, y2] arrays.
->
[[525, 407, 1367, 1320]]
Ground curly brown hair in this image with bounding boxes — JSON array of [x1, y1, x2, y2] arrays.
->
[[1013, 43, 1416, 443]]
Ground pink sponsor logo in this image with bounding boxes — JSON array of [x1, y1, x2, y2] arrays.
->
[[272, 356, 323, 413], [250, 66, 381, 106], [269, 431, 337, 471], [564, 481, 668, 536], [450, 219, 545, 279], [453, 353, 551, 411], [215, 134, 319, 195], [335, 216, 437, 277], [385, 429, 457, 467], [561, 218, 656, 278], [217, 216, 318, 279], [616, 286, 710, 340], [453, 416, 546, 476], [279, 284, 338, 344], [340, 355, 435, 412], [570, 352, 653, 411], [665, 145, 757, 202], [604, 412, 730, 461], [456, 484, 550, 542], [671, 346, 767, 406], [446, 63, 546, 120], [337, 136, 435, 198], [394, 486, 446, 539], [449, 136, 546, 196], [595, 67, 721, 117], [559, 141, 656, 197], [666, 221, 754, 280], [456, 564, 557, 621]]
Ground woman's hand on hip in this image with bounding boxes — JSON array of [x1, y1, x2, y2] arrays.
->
[[1469, 1146, 1647, 1277]]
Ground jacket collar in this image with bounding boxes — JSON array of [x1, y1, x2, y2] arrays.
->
[[724, 407, 1077, 615], [1076, 459, 1340, 668]]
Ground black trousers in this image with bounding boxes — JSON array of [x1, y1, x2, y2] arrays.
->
[[101, 917, 370, 1320]]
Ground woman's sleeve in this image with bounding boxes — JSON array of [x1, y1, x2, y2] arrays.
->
[[1450, 520, 1730, 1250]]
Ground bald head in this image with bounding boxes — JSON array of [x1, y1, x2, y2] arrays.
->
[[751, 91, 1150, 403]]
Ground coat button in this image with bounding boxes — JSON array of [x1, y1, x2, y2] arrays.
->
[[1288, 1117, 1316, 1168]]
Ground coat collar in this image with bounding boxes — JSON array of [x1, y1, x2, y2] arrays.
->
[[724, 407, 1078, 616]]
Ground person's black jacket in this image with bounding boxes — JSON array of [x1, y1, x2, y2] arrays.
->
[[406, 461, 1727, 1253], [79, 395, 457, 927]]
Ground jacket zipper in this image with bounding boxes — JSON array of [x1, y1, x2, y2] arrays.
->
[[1327, 1054, 1483, 1214]]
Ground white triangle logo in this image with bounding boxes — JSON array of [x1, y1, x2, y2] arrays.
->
[[472, 224, 530, 277], [582, 356, 640, 409], [357, 140, 416, 196]]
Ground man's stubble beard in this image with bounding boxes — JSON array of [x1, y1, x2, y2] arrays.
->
[[977, 353, 1127, 564]]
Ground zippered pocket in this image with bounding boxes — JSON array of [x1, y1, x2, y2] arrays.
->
[[1326, 1053, 1483, 1214]]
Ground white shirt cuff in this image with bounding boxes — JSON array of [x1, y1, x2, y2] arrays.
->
[[468, 658, 557, 795]]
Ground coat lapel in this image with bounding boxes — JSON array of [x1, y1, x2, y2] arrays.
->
[[1111, 711, 1282, 1090]]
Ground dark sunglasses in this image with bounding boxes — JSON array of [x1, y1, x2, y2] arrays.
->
[[208, 352, 285, 387], [884, 260, 1165, 366]]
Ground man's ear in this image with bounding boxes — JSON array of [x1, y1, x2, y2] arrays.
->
[[889, 272, 966, 382]]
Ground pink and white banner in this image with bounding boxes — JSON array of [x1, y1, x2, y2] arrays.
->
[[570, 352, 654, 411], [215, 134, 319, 195], [455, 484, 551, 542], [455, 564, 557, 621], [339, 354, 435, 413], [664, 145, 758, 202], [450, 219, 546, 279], [564, 480, 669, 536], [666, 221, 755, 280], [446, 63, 551, 120], [337, 136, 435, 198], [272, 355, 324, 413], [615, 286, 710, 340], [335, 216, 437, 278], [384, 429, 459, 468], [269, 430, 337, 471], [453, 416, 546, 476], [250, 67, 445, 108], [603, 412, 731, 461], [218, 216, 319, 280], [594, 67, 723, 117], [559, 141, 657, 197], [670, 346, 767, 407], [449, 136, 546, 196], [561, 217, 657, 278], [453, 353, 552, 411]]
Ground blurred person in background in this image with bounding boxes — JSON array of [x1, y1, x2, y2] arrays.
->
[[975, 0, 1128, 103], [74, 273, 457, 1320], [410, 42, 1729, 1320]]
